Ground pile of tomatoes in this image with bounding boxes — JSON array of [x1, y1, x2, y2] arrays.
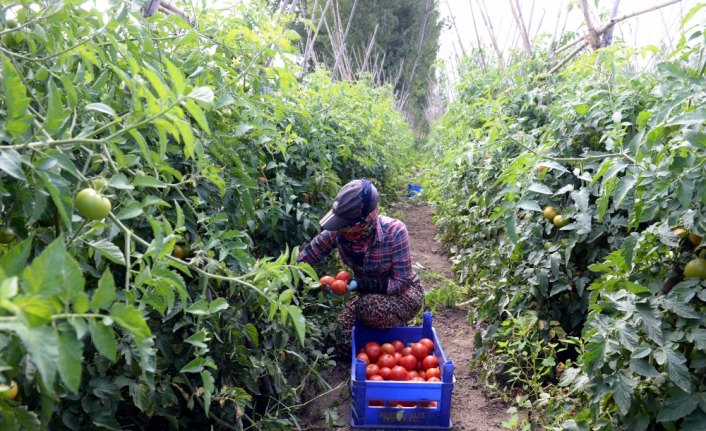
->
[[319, 271, 355, 295], [357, 337, 441, 408]]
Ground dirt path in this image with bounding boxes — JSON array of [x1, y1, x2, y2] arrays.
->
[[299, 201, 508, 430]]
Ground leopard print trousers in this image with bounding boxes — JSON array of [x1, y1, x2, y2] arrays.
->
[[336, 278, 424, 357]]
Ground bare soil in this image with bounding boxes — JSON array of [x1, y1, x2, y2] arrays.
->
[[298, 201, 509, 430]]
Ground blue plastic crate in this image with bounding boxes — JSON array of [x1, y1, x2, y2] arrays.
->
[[350, 312, 454, 430], [407, 184, 423, 198]]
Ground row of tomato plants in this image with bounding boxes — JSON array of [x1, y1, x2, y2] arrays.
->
[[425, 7, 706, 430], [0, 1, 413, 429]]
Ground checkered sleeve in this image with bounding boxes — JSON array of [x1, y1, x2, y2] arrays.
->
[[297, 230, 338, 266], [387, 222, 415, 295]]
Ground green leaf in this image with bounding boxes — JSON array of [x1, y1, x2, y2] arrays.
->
[[92, 269, 116, 311], [180, 357, 205, 373], [174, 117, 196, 159], [612, 176, 636, 209], [208, 298, 229, 314], [188, 86, 214, 105], [244, 323, 259, 347], [45, 79, 68, 134], [2, 54, 34, 137], [528, 183, 552, 195], [132, 175, 167, 188], [0, 322, 59, 390], [612, 370, 633, 416], [0, 237, 32, 277], [110, 303, 151, 342], [184, 100, 210, 133], [186, 300, 208, 315], [89, 239, 126, 265], [73, 292, 90, 314], [85, 102, 117, 117], [657, 389, 699, 422], [630, 358, 659, 377], [88, 320, 117, 362], [21, 237, 66, 297], [58, 330, 82, 393], [165, 59, 185, 95], [0, 277, 18, 300], [13, 296, 54, 326], [185, 330, 208, 348], [0, 149, 26, 181], [286, 305, 306, 347], [201, 370, 215, 417]]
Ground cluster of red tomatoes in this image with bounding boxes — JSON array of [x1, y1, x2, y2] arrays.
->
[[357, 338, 441, 408], [357, 338, 441, 382], [319, 271, 352, 295]]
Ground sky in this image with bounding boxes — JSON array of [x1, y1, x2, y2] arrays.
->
[[438, 0, 702, 77]]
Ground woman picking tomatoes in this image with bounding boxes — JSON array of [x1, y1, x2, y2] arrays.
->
[[297, 179, 424, 356]]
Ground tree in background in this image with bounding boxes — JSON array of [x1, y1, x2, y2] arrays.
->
[[299, 0, 443, 139]]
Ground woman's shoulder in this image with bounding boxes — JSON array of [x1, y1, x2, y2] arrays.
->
[[378, 215, 407, 234]]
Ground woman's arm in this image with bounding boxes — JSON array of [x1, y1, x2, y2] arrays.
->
[[297, 230, 338, 266], [387, 223, 416, 295]]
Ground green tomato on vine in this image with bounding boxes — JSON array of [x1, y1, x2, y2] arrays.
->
[[75, 188, 112, 220]]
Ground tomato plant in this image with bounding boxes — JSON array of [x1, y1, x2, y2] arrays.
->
[[0, 1, 413, 429]]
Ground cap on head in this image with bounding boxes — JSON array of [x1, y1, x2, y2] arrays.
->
[[319, 179, 379, 231]]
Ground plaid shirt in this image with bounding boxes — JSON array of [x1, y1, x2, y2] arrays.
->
[[297, 216, 416, 295]]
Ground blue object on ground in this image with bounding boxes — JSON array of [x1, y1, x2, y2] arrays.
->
[[407, 184, 423, 198]]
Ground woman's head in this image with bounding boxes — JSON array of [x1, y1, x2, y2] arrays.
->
[[319, 179, 379, 231]]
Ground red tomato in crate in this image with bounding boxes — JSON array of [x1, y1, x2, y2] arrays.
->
[[419, 337, 435, 353], [380, 343, 395, 355], [421, 401, 437, 408], [401, 347, 413, 356], [418, 370, 426, 380], [394, 352, 402, 363], [368, 374, 384, 381], [356, 353, 370, 365], [408, 370, 419, 379], [411, 343, 428, 360], [390, 366, 409, 381], [369, 400, 384, 407], [366, 364, 380, 379], [365, 343, 382, 363], [377, 353, 396, 369], [426, 367, 441, 380], [379, 366, 392, 380], [392, 340, 404, 353], [399, 355, 417, 371], [422, 355, 439, 370], [427, 377, 441, 382], [412, 377, 425, 382]]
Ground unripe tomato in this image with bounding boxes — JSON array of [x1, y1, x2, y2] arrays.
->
[[331, 280, 348, 295], [75, 188, 111, 220], [690, 232, 703, 247], [683, 258, 706, 280], [543, 206, 558, 222], [172, 244, 190, 259], [0, 227, 16, 244], [335, 271, 351, 282], [0, 380, 18, 400], [553, 214, 570, 228]]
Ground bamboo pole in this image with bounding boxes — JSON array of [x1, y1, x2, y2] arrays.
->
[[332, 0, 358, 79], [478, 0, 505, 69], [508, 0, 532, 55], [467, 0, 487, 72]]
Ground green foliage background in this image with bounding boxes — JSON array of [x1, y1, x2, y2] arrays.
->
[[425, 6, 706, 429], [0, 1, 413, 429]]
